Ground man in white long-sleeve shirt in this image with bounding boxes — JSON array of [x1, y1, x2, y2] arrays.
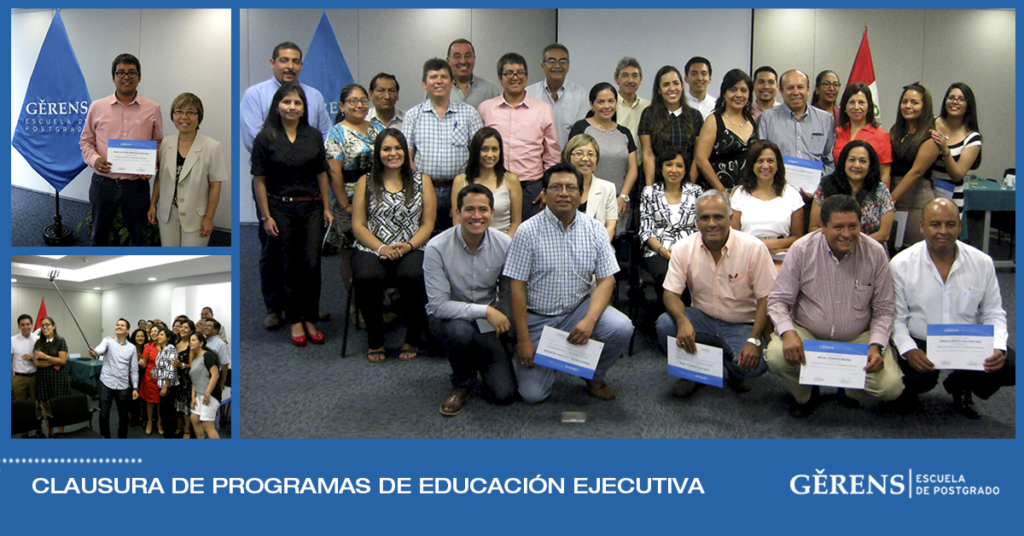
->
[[89, 318, 139, 438], [890, 198, 1015, 419]]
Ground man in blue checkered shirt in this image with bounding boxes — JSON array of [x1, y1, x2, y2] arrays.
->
[[503, 163, 634, 403], [402, 58, 484, 234]]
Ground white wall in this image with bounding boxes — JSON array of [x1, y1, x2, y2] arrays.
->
[[10, 8, 233, 230], [175, 282, 232, 346], [753, 8, 1015, 181], [100, 272, 231, 343], [11, 285, 102, 357], [239, 8, 557, 222], [559, 9, 753, 103]]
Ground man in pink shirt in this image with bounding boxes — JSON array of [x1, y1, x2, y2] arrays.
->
[[658, 190, 777, 397], [766, 195, 904, 417], [478, 52, 560, 221], [80, 53, 163, 246]]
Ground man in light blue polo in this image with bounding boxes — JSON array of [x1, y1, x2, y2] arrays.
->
[[241, 42, 332, 330], [89, 318, 139, 439], [504, 163, 633, 403], [403, 58, 484, 233]]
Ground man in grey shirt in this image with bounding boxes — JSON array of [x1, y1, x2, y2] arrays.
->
[[526, 43, 590, 149], [424, 184, 516, 416], [89, 318, 139, 439], [758, 69, 837, 182], [446, 39, 501, 109]]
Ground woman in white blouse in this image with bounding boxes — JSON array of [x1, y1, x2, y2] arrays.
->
[[563, 133, 617, 241], [730, 140, 805, 255]]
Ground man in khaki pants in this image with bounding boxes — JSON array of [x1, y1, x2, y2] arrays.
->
[[766, 195, 904, 417]]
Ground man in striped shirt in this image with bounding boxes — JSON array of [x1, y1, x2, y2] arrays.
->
[[766, 195, 904, 417]]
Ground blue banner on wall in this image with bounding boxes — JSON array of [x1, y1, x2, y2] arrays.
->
[[302, 10, 354, 122], [11, 10, 91, 193]]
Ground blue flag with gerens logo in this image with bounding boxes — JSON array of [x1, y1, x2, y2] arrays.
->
[[302, 10, 354, 121], [11, 10, 91, 193]]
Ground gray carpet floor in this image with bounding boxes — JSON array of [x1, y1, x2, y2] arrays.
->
[[240, 224, 1015, 439], [11, 185, 231, 247]]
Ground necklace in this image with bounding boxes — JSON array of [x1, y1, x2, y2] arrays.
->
[[724, 113, 746, 128]]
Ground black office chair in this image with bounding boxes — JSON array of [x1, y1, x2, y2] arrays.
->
[[45, 394, 102, 439], [11, 400, 41, 438]]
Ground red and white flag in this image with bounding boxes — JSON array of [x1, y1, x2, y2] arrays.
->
[[34, 297, 48, 332], [848, 28, 880, 119]]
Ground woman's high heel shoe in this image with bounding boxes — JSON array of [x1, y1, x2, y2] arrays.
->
[[304, 322, 325, 344], [290, 324, 307, 347]]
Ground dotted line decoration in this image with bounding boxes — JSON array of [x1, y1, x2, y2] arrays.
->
[[1, 459, 142, 464]]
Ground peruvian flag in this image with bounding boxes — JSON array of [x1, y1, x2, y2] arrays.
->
[[848, 28, 880, 119], [34, 297, 48, 332]]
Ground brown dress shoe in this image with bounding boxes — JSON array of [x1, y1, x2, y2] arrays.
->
[[439, 390, 470, 416], [672, 378, 698, 398], [585, 380, 616, 401], [264, 313, 281, 331]]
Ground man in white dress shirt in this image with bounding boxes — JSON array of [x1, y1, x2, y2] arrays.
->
[[684, 56, 716, 120], [890, 198, 1015, 419]]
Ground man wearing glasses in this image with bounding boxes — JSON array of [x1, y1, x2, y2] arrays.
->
[[79, 53, 163, 246], [479, 53, 560, 221], [526, 44, 589, 149], [402, 58, 484, 234], [503, 163, 634, 403]]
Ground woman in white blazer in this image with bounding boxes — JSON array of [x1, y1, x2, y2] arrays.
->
[[149, 93, 227, 247], [563, 133, 617, 241]]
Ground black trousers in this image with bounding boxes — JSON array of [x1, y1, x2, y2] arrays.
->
[[256, 185, 283, 314], [352, 250, 426, 349], [89, 173, 149, 246], [263, 198, 323, 324], [900, 337, 1016, 399], [98, 382, 132, 439], [428, 316, 516, 404]]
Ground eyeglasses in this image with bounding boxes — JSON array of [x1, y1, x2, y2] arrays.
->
[[344, 98, 370, 107], [570, 150, 597, 160], [172, 110, 199, 118], [543, 58, 569, 66], [502, 70, 527, 79], [818, 81, 841, 89], [946, 96, 967, 104], [114, 70, 140, 79], [546, 184, 580, 193], [41, 323, 54, 327]]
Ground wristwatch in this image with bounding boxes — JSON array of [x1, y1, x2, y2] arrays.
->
[[619, 194, 630, 203], [746, 338, 761, 348], [870, 342, 886, 353]]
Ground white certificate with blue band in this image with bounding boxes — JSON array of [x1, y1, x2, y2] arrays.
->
[[667, 338, 723, 387], [926, 324, 993, 371], [800, 340, 867, 389], [534, 326, 603, 379], [108, 139, 157, 175], [782, 156, 824, 193]]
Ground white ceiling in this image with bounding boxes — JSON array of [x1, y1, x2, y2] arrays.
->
[[10, 255, 230, 291]]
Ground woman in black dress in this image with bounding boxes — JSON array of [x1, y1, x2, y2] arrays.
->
[[33, 316, 69, 435], [693, 69, 758, 192], [639, 66, 703, 186], [252, 81, 335, 347]]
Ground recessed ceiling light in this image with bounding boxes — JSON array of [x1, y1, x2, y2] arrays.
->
[[148, 277, 157, 281], [36, 255, 66, 259], [11, 278, 17, 283], [93, 287, 101, 290]]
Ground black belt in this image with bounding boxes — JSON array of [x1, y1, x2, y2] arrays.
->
[[15, 372, 35, 377], [269, 194, 322, 202]]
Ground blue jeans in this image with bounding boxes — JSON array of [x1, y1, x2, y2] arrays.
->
[[515, 299, 633, 404], [89, 173, 150, 246], [656, 308, 767, 381], [98, 382, 132, 439], [434, 185, 453, 235]]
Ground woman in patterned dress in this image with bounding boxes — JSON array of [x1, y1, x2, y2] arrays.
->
[[694, 69, 758, 192], [32, 316, 69, 436], [639, 148, 704, 307], [173, 319, 195, 438], [351, 128, 437, 362], [809, 140, 895, 246], [154, 326, 178, 437], [326, 84, 383, 285]]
